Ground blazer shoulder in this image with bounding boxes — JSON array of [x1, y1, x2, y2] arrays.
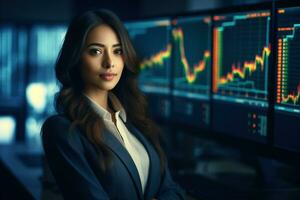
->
[[43, 114, 71, 128], [41, 114, 74, 140]]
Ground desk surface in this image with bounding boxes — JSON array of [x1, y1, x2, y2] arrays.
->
[[0, 142, 43, 200]]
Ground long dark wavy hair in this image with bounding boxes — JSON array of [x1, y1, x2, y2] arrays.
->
[[54, 9, 166, 173]]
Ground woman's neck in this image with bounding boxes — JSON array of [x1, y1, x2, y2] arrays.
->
[[84, 89, 109, 111]]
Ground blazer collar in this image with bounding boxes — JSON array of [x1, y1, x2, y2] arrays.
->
[[83, 92, 127, 122], [103, 121, 161, 200], [120, 121, 161, 200], [102, 129, 143, 199]]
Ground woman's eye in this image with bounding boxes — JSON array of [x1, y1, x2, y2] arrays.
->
[[114, 49, 123, 55], [89, 49, 102, 56]]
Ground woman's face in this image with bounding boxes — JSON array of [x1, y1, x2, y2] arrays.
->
[[81, 24, 124, 92]]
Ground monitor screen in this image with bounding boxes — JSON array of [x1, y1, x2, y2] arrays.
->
[[274, 7, 300, 152], [125, 19, 172, 119], [26, 25, 66, 145], [0, 25, 27, 107], [172, 15, 211, 128], [212, 10, 271, 141]]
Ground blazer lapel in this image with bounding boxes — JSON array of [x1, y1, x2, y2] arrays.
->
[[125, 122, 161, 200], [102, 130, 143, 200]]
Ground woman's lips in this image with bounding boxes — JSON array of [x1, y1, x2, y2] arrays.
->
[[99, 73, 117, 81]]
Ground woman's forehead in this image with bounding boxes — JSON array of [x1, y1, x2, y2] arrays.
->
[[85, 24, 120, 47]]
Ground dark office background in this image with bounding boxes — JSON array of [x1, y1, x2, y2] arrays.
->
[[1, 0, 300, 200], [0, 0, 275, 21]]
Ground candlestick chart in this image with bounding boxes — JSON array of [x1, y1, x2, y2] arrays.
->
[[126, 19, 171, 94], [275, 7, 300, 153], [172, 16, 211, 99], [213, 11, 271, 103]]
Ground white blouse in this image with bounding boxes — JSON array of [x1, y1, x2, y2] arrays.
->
[[84, 92, 150, 193]]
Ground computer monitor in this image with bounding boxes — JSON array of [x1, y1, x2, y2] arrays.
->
[[0, 25, 27, 107], [212, 10, 271, 142], [274, 6, 300, 153], [125, 19, 172, 120], [172, 15, 211, 128], [25, 25, 66, 146]]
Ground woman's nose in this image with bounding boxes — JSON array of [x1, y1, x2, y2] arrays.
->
[[102, 51, 114, 69]]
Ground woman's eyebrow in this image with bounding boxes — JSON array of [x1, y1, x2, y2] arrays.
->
[[87, 43, 121, 48]]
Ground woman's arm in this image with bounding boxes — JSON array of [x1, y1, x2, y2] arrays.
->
[[42, 115, 110, 200], [155, 163, 186, 200]]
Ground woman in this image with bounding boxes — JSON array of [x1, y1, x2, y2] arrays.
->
[[41, 9, 185, 200]]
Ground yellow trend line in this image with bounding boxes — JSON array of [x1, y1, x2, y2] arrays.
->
[[173, 28, 210, 83], [282, 83, 300, 105], [139, 44, 172, 70], [219, 46, 270, 84]]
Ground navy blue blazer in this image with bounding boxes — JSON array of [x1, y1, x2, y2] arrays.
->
[[42, 114, 185, 200]]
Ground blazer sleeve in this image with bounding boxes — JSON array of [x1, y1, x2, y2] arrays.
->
[[156, 162, 186, 200], [41, 115, 110, 200]]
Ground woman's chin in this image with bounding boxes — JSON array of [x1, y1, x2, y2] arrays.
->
[[97, 83, 117, 91]]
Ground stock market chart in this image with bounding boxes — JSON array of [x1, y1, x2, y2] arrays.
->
[[126, 19, 172, 119], [212, 10, 271, 140], [126, 19, 171, 94], [275, 7, 300, 152], [213, 11, 270, 104], [172, 16, 211, 128]]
